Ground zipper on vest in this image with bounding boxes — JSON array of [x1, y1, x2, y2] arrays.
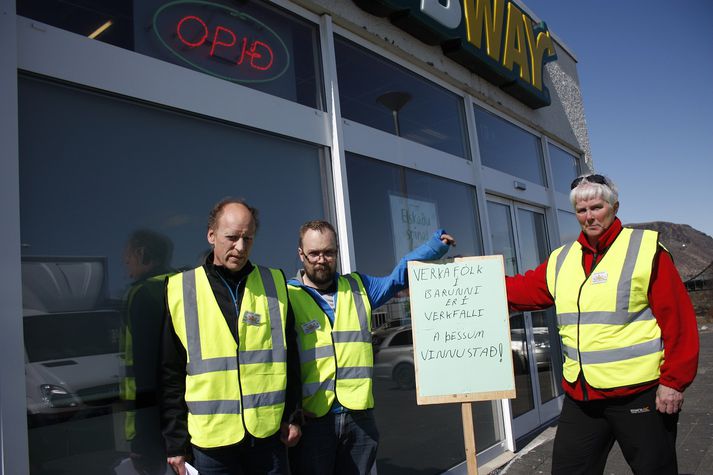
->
[[218, 274, 250, 438], [330, 330, 340, 406], [575, 251, 599, 401]]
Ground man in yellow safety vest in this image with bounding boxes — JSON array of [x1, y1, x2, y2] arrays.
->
[[288, 220, 455, 474], [161, 199, 302, 475]]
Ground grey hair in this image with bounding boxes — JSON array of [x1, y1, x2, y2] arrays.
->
[[569, 175, 619, 208]]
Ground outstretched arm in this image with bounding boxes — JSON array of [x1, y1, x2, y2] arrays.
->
[[361, 229, 455, 309]]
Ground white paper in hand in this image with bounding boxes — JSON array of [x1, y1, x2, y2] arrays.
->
[[185, 461, 199, 475]]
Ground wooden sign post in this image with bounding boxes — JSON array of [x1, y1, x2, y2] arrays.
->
[[408, 255, 516, 474]]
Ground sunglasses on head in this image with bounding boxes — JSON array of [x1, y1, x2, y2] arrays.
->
[[570, 174, 608, 190]]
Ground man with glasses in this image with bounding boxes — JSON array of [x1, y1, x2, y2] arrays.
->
[[506, 174, 699, 474], [287, 220, 455, 474]]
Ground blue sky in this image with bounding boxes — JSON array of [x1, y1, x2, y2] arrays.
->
[[523, 0, 713, 237]]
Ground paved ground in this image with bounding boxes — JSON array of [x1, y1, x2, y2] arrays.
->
[[490, 326, 713, 475]]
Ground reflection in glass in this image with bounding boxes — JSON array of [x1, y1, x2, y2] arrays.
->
[[19, 75, 327, 474], [17, 0, 324, 109], [487, 201, 518, 276], [558, 210, 581, 245], [515, 209, 563, 406], [532, 310, 563, 404], [509, 314, 535, 417], [487, 201, 536, 417], [347, 153, 482, 278], [474, 105, 545, 185], [516, 208, 549, 272], [336, 36, 470, 159], [346, 153, 497, 472], [549, 143, 580, 194]]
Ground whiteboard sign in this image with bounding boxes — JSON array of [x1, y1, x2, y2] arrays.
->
[[408, 255, 516, 405]]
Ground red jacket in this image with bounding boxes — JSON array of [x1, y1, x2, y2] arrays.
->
[[506, 218, 699, 400]]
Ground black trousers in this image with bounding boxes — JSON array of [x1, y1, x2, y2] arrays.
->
[[552, 387, 679, 475]]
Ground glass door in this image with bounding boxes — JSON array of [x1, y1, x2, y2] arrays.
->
[[486, 197, 563, 439]]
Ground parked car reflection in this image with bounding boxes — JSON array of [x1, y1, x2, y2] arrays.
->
[[372, 325, 416, 390], [22, 257, 122, 427], [510, 327, 553, 373]]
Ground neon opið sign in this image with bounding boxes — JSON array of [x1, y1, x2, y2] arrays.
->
[[153, 1, 290, 83]]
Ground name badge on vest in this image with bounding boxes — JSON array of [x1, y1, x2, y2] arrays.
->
[[591, 271, 608, 284], [243, 311, 262, 326], [301, 320, 321, 334]]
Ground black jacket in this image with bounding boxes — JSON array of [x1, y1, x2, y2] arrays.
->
[[160, 255, 301, 456]]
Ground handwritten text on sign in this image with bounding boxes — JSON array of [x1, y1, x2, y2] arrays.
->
[[408, 256, 515, 403]]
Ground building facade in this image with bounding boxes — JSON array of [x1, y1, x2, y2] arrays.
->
[[0, 0, 592, 473]]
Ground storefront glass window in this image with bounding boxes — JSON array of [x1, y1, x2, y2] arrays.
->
[[17, 0, 324, 109], [549, 143, 580, 194], [18, 75, 328, 475], [346, 153, 497, 473], [335, 36, 470, 159], [474, 105, 546, 186], [558, 210, 581, 245]]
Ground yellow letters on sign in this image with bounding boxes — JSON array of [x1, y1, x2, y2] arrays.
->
[[464, 0, 556, 92], [502, 2, 530, 83], [464, 0, 505, 62]]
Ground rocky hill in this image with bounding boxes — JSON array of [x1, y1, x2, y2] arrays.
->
[[626, 221, 713, 282]]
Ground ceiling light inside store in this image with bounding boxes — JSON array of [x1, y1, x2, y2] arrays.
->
[[88, 20, 113, 39]]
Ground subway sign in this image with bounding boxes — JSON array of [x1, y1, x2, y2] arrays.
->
[[353, 0, 557, 108]]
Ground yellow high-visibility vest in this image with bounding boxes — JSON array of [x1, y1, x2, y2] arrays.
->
[[166, 265, 288, 448], [546, 228, 663, 388], [288, 273, 373, 417]]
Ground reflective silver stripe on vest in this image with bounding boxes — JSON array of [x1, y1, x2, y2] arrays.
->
[[303, 379, 335, 397], [344, 274, 372, 343], [300, 345, 335, 363], [187, 357, 237, 375], [187, 350, 286, 374], [186, 399, 240, 415], [242, 389, 285, 409], [243, 348, 287, 364], [557, 307, 656, 326], [182, 270, 203, 365], [336, 366, 373, 380], [616, 229, 644, 312], [256, 266, 286, 365], [563, 338, 662, 364], [332, 330, 371, 343], [553, 243, 575, 300]]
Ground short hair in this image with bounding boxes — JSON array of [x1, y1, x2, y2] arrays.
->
[[569, 175, 619, 208], [126, 229, 173, 267], [298, 220, 337, 248], [207, 198, 259, 232]]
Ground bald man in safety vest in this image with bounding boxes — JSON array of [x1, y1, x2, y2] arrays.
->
[[161, 199, 302, 475]]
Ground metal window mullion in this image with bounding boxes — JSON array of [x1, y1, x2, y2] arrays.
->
[[318, 14, 355, 273], [464, 95, 492, 256], [1, 1, 30, 473]]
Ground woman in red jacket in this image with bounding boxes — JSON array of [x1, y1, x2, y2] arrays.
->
[[506, 174, 698, 475]]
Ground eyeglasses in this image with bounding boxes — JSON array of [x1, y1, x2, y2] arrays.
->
[[570, 174, 608, 190], [301, 249, 338, 263]]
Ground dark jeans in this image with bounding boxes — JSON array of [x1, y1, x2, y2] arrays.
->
[[291, 409, 379, 475], [552, 387, 679, 475], [192, 434, 288, 475]]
